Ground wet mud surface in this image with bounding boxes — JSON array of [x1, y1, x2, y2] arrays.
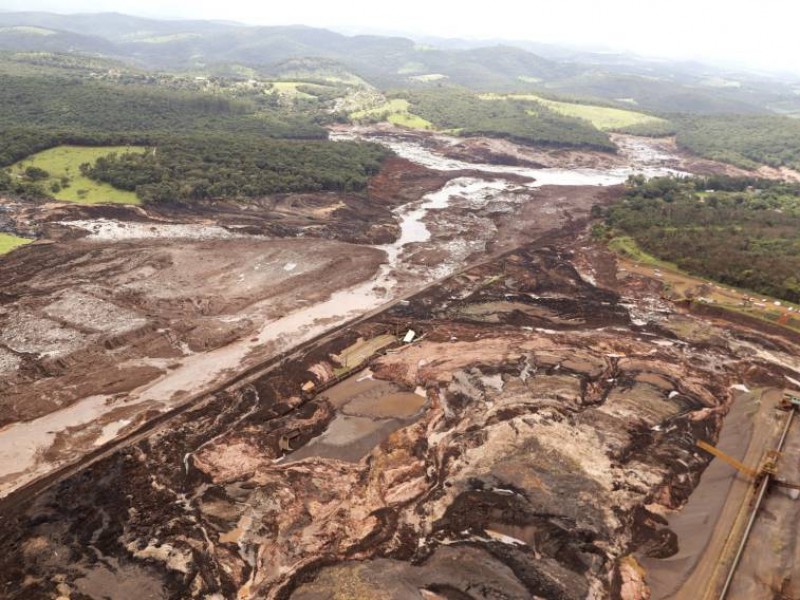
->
[[3, 235, 800, 599], [0, 129, 660, 500], [2, 129, 800, 599]]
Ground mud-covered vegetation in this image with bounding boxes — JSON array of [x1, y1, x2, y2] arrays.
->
[[602, 175, 800, 303], [400, 88, 616, 151], [81, 137, 390, 202]]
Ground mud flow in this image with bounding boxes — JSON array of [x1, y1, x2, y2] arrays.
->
[[1, 128, 797, 599]]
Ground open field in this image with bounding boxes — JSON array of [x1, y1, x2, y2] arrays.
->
[[269, 81, 333, 99], [350, 98, 432, 129], [482, 93, 667, 131], [12, 145, 145, 205], [0, 232, 33, 255]]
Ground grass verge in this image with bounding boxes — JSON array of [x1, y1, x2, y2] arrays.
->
[[0, 233, 33, 255]]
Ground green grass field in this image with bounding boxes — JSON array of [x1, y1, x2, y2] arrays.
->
[[0, 233, 33, 255], [12, 145, 145, 205], [482, 93, 666, 131], [350, 98, 432, 129], [0, 26, 56, 35], [269, 81, 324, 99]]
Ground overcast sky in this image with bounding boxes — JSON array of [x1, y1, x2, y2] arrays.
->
[[3, 0, 799, 74]]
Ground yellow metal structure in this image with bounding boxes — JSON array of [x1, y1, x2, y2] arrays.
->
[[696, 440, 758, 479]]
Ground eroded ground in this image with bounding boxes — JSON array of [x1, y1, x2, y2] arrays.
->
[[2, 130, 799, 599], [0, 130, 647, 499], [2, 234, 800, 599]]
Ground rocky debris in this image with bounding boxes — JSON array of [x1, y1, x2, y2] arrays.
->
[[2, 131, 799, 599], [618, 556, 651, 600]]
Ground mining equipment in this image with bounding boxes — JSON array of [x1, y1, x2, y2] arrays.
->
[[696, 389, 800, 600]]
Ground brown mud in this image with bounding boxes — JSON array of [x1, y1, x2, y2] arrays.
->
[[2, 131, 799, 599], [2, 228, 799, 599]]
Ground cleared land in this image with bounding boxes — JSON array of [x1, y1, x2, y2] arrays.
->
[[482, 93, 667, 131], [610, 236, 800, 332], [0, 233, 33, 255], [269, 81, 334, 99], [350, 98, 432, 129], [11, 145, 145, 205]]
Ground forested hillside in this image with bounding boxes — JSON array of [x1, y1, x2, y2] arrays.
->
[[0, 65, 390, 202], [2, 10, 800, 113], [81, 137, 389, 202], [402, 88, 615, 151], [602, 176, 800, 303], [0, 73, 326, 166], [674, 114, 800, 171]]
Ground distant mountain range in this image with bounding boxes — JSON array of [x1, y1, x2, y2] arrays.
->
[[1, 11, 799, 115]]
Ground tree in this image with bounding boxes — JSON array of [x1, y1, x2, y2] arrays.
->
[[24, 166, 49, 181]]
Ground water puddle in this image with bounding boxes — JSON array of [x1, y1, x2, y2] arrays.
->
[[287, 369, 429, 463]]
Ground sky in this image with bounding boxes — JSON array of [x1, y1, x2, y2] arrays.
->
[[3, 0, 799, 74]]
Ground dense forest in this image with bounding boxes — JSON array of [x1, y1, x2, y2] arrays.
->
[[0, 69, 398, 201], [0, 73, 327, 167], [400, 88, 616, 151], [602, 175, 800, 303], [0, 74, 325, 139], [674, 114, 800, 171], [81, 137, 389, 203]]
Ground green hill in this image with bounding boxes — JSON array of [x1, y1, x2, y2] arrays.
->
[[0, 10, 794, 112]]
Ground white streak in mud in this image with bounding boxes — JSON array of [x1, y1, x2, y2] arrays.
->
[[93, 419, 131, 447], [333, 132, 688, 183], [377, 177, 509, 267], [59, 219, 263, 242]]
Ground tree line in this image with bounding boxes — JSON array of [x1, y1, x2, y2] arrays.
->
[[80, 136, 389, 203], [397, 88, 616, 151], [600, 175, 800, 303], [0, 72, 328, 168]]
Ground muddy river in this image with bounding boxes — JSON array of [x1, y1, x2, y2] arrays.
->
[[0, 133, 684, 499]]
